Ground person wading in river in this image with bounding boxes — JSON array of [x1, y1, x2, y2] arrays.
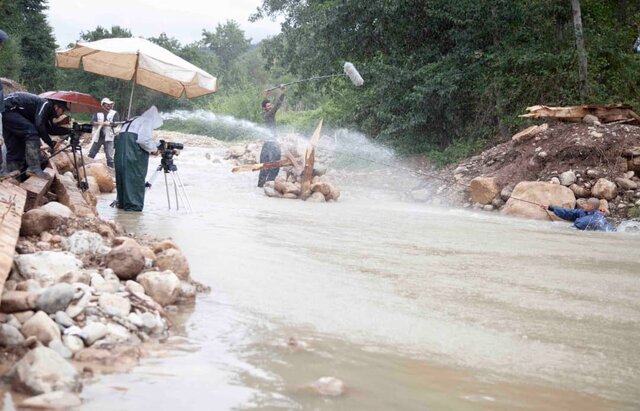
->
[[258, 84, 286, 187], [543, 197, 616, 232]]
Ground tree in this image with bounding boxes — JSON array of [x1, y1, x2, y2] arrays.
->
[[570, 0, 589, 99], [202, 20, 251, 69]]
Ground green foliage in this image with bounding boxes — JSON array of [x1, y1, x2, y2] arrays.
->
[[629, 207, 640, 219], [202, 21, 251, 69]]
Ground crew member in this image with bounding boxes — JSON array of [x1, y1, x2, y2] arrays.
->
[[258, 84, 286, 187], [544, 197, 616, 232], [2, 92, 69, 178], [89, 97, 119, 168], [0, 29, 9, 176]]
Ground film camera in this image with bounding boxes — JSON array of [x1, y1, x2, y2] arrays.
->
[[64, 122, 92, 147], [157, 140, 184, 156]]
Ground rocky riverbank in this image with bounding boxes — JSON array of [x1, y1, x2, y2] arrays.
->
[[0, 146, 208, 409], [410, 122, 640, 224]]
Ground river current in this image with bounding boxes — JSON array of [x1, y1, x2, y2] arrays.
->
[[78, 142, 640, 410]]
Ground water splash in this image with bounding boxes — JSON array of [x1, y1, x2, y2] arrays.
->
[[161, 110, 271, 141]]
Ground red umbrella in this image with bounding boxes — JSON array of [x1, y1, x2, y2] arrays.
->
[[39, 90, 103, 113]]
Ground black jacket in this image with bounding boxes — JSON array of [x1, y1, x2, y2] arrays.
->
[[3, 92, 70, 147]]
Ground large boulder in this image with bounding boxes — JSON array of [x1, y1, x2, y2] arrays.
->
[[591, 178, 618, 200], [152, 239, 180, 254], [14, 251, 83, 285], [502, 181, 575, 220], [20, 209, 62, 237], [86, 176, 101, 196], [154, 248, 190, 281], [615, 177, 638, 191], [136, 271, 181, 306], [11, 346, 81, 395], [106, 243, 145, 280], [85, 163, 114, 193], [39, 202, 73, 219], [470, 177, 500, 205], [21, 311, 61, 345]]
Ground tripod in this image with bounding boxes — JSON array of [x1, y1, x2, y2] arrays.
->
[[48, 132, 89, 191], [145, 152, 192, 211]]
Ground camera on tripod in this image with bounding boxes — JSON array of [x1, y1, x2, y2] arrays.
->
[[63, 122, 92, 147], [157, 140, 184, 157]]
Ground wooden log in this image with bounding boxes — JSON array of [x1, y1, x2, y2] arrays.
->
[[231, 158, 293, 173], [521, 104, 640, 124], [0, 182, 27, 295], [52, 173, 95, 217], [300, 119, 323, 200], [19, 167, 54, 211]]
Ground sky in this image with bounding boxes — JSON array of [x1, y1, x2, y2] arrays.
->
[[46, 0, 282, 49]]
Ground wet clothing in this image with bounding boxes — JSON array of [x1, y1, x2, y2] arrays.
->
[[262, 92, 285, 137], [257, 140, 281, 187], [548, 206, 616, 232]]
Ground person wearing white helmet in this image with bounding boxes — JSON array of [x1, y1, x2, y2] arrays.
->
[[88, 97, 120, 168]]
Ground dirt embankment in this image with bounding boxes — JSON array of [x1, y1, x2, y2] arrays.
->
[[423, 122, 640, 220]]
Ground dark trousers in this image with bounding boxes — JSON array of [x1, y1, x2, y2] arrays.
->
[[258, 140, 281, 187], [2, 111, 40, 163]]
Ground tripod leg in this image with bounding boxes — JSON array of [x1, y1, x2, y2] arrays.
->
[[76, 146, 89, 191], [169, 171, 182, 210], [164, 171, 171, 209], [174, 170, 193, 211], [145, 164, 163, 189]]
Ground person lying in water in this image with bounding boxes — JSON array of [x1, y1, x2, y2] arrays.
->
[[543, 197, 616, 232]]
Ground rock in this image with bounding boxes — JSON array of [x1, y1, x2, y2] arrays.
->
[[14, 251, 83, 285], [306, 191, 326, 203], [85, 163, 114, 193], [274, 177, 287, 193], [482, 204, 494, 212], [511, 123, 548, 144], [106, 323, 131, 342], [549, 177, 560, 185], [154, 248, 190, 281], [48, 339, 72, 359], [500, 185, 513, 201], [125, 280, 145, 295], [53, 311, 74, 328], [410, 188, 430, 203], [569, 184, 590, 198], [62, 335, 84, 354], [226, 145, 246, 158], [64, 230, 108, 255], [140, 312, 163, 333], [11, 346, 81, 395], [20, 209, 61, 237], [590, 130, 603, 138], [469, 177, 499, 205], [453, 166, 468, 174], [178, 281, 197, 301], [139, 246, 155, 261], [264, 186, 281, 198], [98, 293, 131, 317], [36, 283, 75, 314], [21, 311, 61, 345], [106, 243, 145, 280], [328, 185, 341, 201], [86, 175, 101, 196], [591, 178, 618, 200], [582, 114, 601, 125], [65, 285, 92, 319], [283, 193, 298, 200], [615, 178, 638, 190], [586, 169, 599, 178], [491, 197, 505, 209], [624, 171, 635, 179], [39, 202, 73, 219], [502, 182, 575, 220], [81, 322, 108, 346], [0, 324, 25, 346], [309, 376, 345, 397], [559, 171, 577, 186], [19, 391, 82, 410], [284, 182, 302, 196], [127, 313, 144, 328], [14, 311, 35, 324], [136, 271, 181, 306], [153, 239, 180, 254], [1, 291, 38, 313]]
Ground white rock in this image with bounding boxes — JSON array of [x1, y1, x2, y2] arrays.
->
[[66, 285, 92, 319], [98, 293, 131, 317], [106, 323, 131, 342], [125, 280, 145, 295], [127, 313, 144, 328], [64, 230, 108, 255], [81, 322, 108, 346], [559, 171, 577, 186], [48, 339, 72, 359], [137, 271, 181, 306], [21, 311, 61, 345], [19, 391, 82, 410], [0, 324, 25, 346], [36, 283, 75, 314], [39, 202, 73, 219], [11, 346, 81, 394], [14, 252, 83, 285], [62, 335, 85, 353], [53, 311, 74, 328]]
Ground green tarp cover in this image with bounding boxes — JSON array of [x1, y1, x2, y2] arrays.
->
[[114, 131, 149, 211]]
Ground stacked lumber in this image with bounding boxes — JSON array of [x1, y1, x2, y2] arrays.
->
[[0, 182, 27, 293], [520, 104, 640, 124]]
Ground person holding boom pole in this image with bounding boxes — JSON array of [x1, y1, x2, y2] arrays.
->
[[258, 84, 286, 188]]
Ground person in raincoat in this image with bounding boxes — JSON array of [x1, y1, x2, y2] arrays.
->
[[545, 197, 616, 232], [258, 84, 286, 187]]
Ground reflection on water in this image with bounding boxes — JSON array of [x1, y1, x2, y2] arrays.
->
[[82, 144, 640, 410]]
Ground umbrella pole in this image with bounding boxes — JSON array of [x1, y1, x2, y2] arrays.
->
[[127, 81, 135, 119]]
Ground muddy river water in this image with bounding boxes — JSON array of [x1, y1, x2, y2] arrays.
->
[[77, 142, 640, 410]]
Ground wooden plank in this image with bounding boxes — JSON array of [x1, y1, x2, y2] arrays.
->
[[19, 167, 54, 211], [52, 173, 95, 217], [0, 182, 27, 296], [231, 158, 293, 173], [300, 119, 323, 200]]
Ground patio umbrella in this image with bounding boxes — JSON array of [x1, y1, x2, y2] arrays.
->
[[39, 90, 103, 113], [55, 37, 218, 118]]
